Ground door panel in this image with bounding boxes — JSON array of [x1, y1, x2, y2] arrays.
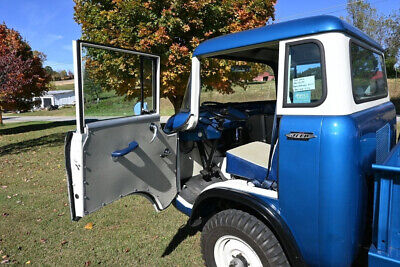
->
[[67, 40, 177, 220], [83, 118, 177, 214]]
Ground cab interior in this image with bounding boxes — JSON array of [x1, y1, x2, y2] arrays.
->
[[164, 43, 281, 205]]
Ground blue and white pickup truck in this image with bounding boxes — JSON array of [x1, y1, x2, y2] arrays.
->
[[65, 15, 400, 266]]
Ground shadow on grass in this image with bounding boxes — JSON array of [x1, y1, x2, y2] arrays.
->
[[162, 223, 198, 257], [0, 132, 66, 156], [0, 120, 76, 135]]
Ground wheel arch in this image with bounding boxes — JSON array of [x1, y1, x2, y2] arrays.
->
[[189, 187, 306, 267]]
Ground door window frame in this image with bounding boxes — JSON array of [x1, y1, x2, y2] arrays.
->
[[282, 39, 327, 108], [74, 40, 160, 133]]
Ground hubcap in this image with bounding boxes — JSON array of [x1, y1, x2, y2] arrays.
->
[[214, 235, 262, 267]]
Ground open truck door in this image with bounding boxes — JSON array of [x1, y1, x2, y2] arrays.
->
[[66, 41, 177, 221]]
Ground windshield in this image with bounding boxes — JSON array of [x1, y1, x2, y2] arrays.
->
[[200, 58, 276, 105]]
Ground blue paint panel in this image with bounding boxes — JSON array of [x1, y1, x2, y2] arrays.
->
[[174, 199, 192, 216], [278, 115, 323, 266], [369, 245, 400, 267], [193, 15, 382, 57], [277, 102, 396, 266], [369, 141, 400, 266]]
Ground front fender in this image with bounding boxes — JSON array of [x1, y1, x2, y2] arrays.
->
[[189, 187, 306, 267]]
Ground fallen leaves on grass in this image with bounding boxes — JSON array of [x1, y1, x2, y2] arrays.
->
[[84, 222, 93, 230], [25, 260, 31, 264]]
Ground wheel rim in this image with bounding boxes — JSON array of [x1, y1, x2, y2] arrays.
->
[[214, 235, 263, 267]]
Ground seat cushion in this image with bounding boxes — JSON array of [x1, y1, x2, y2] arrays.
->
[[226, 141, 271, 183]]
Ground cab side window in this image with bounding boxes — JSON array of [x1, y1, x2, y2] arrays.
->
[[284, 41, 326, 106], [350, 42, 388, 103]]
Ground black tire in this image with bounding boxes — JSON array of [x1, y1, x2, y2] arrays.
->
[[201, 209, 289, 267]]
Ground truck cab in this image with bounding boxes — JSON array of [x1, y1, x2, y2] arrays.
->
[[66, 15, 396, 266]]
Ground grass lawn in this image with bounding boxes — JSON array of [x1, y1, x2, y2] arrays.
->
[[11, 79, 400, 119], [53, 83, 75, 91], [0, 121, 203, 265]]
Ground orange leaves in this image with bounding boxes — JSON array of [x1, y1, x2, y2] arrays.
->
[[182, 24, 190, 32], [74, 0, 276, 110], [84, 222, 93, 230]]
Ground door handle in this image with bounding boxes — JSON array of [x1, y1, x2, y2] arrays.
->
[[149, 123, 158, 143], [111, 141, 139, 158]]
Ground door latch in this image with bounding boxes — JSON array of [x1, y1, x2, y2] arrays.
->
[[160, 148, 171, 158]]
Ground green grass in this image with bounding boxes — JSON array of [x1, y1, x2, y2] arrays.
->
[[0, 121, 202, 265], [53, 83, 75, 91], [10, 79, 400, 118]]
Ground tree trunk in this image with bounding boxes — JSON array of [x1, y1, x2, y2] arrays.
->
[[167, 95, 184, 114], [0, 109, 3, 125]]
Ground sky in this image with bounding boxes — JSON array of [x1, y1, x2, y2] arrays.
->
[[0, 0, 398, 72]]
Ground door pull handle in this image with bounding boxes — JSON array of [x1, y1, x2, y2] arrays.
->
[[111, 141, 139, 158]]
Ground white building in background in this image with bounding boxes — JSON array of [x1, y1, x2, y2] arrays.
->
[[34, 90, 75, 108]]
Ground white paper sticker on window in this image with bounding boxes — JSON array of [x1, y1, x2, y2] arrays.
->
[[293, 76, 315, 92]]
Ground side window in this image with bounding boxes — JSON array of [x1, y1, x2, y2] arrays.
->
[[81, 44, 156, 122], [284, 41, 325, 106], [350, 42, 388, 103]]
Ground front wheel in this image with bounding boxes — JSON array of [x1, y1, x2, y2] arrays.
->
[[201, 209, 289, 267]]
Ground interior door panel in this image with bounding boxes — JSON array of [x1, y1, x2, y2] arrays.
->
[[83, 117, 177, 214]]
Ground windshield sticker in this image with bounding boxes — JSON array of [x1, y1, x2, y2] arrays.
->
[[293, 76, 315, 92], [293, 90, 311, 103]]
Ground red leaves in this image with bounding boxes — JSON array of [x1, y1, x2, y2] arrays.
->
[[0, 23, 50, 112]]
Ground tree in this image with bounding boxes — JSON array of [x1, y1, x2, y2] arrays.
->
[[0, 23, 50, 124], [59, 70, 68, 80], [44, 65, 55, 76], [67, 70, 74, 79], [345, 1, 400, 78], [74, 0, 276, 112]]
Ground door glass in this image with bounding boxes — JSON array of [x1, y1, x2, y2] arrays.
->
[[81, 44, 156, 122], [350, 43, 388, 103], [142, 57, 156, 113], [285, 42, 325, 106]]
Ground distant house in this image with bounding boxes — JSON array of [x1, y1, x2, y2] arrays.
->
[[34, 90, 75, 108], [253, 72, 275, 82]]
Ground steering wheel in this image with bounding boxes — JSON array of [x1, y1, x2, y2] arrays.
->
[[201, 102, 249, 122], [201, 101, 222, 108]]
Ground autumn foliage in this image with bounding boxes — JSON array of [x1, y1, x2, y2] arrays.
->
[[74, 0, 276, 111], [0, 23, 50, 123]]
